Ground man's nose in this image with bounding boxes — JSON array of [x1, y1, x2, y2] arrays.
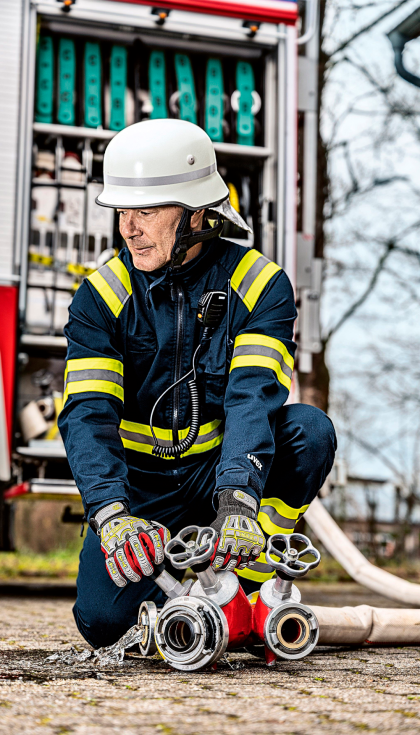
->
[[121, 213, 143, 238]]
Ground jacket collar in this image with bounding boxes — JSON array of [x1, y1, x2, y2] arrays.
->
[[122, 239, 221, 292]]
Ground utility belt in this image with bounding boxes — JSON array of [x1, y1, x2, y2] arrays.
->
[[119, 418, 224, 460]]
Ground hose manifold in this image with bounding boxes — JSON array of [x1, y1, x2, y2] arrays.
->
[[264, 602, 319, 660], [154, 596, 229, 671]]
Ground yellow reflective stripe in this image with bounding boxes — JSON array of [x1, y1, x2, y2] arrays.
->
[[63, 358, 124, 405], [119, 418, 224, 459], [258, 511, 295, 537], [120, 433, 224, 458], [66, 357, 123, 376], [230, 333, 294, 390], [120, 438, 157, 456], [245, 261, 281, 311], [178, 419, 220, 439], [237, 552, 276, 583], [120, 419, 170, 441], [88, 257, 132, 318], [234, 333, 294, 372], [248, 590, 260, 605], [231, 249, 261, 292], [230, 355, 292, 390], [64, 380, 124, 402], [231, 250, 282, 312], [88, 270, 123, 317], [181, 432, 224, 456], [107, 256, 133, 296], [260, 497, 309, 520]]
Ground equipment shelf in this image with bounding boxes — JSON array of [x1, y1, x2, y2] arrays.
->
[[33, 122, 273, 158], [20, 334, 68, 351]]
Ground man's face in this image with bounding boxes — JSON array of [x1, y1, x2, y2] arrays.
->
[[118, 205, 204, 272], [118, 205, 182, 272]]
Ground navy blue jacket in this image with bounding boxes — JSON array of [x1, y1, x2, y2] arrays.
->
[[58, 238, 297, 518]]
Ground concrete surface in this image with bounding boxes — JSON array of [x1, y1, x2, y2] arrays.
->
[[1, 584, 420, 734]]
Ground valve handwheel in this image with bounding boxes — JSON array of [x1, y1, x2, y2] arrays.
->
[[165, 525, 218, 569], [266, 533, 321, 578]]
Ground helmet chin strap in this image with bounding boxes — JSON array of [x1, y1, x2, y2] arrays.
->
[[170, 209, 224, 271]]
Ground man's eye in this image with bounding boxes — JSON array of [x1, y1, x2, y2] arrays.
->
[[140, 211, 151, 216], [118, 211, 127, 216]]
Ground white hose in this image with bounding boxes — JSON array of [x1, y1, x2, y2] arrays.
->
[[311, 605, 420, 645], [305, 496, 420, 606]]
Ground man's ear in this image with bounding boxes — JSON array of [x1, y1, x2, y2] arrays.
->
[[190, 209, 205, 230]]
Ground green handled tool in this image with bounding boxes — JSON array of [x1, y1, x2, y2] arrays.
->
[[149, 50, 167, 120], [174, 54, 197, 124], [57, 38, 76, 126], [35, 35, 54, 124], [84, 42, 102, 128], [205, 58, 224, 142], [109, 45, 127, 131], [236, 61, 254, 146]]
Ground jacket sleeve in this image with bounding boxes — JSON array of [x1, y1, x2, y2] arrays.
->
[[214, 269, 297, 506], [58, 280, 129, 519]]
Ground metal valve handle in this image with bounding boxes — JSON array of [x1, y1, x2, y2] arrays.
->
[[165, 525, 217, 570], [266, 532, 321, 579]]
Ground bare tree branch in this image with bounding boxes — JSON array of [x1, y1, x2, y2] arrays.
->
[[344, 428, 408, 485], [328, 0, 412, 58], [324, 241, 394, 343], [326, 174, 409, 220]]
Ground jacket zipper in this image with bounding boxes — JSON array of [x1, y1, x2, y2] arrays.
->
[[173, 280, 184, 445]]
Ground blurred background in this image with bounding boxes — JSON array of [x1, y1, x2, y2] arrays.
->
[[1, 0, 420, 584]]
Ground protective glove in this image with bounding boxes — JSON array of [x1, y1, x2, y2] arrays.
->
[[210, 489, 265, 572], [89, 501, 170, 588]]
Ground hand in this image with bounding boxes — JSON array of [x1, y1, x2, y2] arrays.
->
[[210, 489, 265, 572], [90, 502, 170, 587]]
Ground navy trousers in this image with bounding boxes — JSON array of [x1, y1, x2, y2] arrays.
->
[[73, 404, 336, 648]]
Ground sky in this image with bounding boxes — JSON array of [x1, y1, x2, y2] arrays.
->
[[319, 0, 420, 520]]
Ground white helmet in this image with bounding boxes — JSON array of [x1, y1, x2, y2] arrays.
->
[[96, 119, 251, 233]]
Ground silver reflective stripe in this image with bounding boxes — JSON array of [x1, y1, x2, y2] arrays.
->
[[232, 344, 293, 380], [249, 560, 274, 574], [259, 505, 295, 530], [119, 429, 171, 448], [64, 369, 124, 390], [106, 163, 216, 188], [119, 423, 223, 448], [195, 425, 223, 445], [235, 255, 270, 301], [100, 264, 131, 306]]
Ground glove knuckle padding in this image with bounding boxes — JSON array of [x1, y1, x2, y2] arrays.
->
[[214, 513, 265, 570], [106, 557, 126, 587], [97, 510, 170, 586], [115, 547, 141, 583], [149, 529, 164, 565], [127, 536, 154, 576]]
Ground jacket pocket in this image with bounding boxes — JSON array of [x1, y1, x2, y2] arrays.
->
[[128, 334, 157, 354]]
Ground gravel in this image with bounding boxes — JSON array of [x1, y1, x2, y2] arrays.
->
[[1, 585, 420, 734]]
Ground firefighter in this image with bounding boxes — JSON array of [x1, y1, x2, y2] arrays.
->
[[58, 119, 336, 648]]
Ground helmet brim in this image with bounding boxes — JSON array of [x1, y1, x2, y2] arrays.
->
[[96, 170, 229, 211]]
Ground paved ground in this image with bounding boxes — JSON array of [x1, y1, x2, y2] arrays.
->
[[1, 584, 420, 734]]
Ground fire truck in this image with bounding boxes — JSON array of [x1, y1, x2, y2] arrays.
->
[[0, 0, 321, 543]]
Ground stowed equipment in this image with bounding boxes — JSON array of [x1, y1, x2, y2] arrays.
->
[[137, 525, 321, 671]]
